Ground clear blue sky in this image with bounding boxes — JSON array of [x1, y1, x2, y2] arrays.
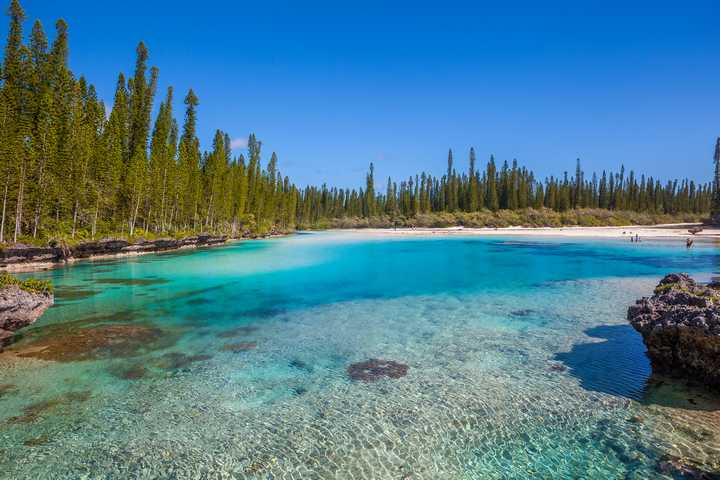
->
[[7, 0, 720, 188]]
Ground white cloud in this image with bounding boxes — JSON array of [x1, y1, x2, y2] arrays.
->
[[230, 137, 248, 149]]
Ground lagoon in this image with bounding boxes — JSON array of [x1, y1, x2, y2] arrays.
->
[[1, 233, 719, 479]]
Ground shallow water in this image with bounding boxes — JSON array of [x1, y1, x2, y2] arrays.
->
[[1, 233, 719, 479]]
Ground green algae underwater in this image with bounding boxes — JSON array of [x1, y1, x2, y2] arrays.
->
[[1, 232, 719, 479]]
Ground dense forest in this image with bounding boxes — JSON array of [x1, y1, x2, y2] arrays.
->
[[0, 0, 714, 245], [298, 153, 712, 226]]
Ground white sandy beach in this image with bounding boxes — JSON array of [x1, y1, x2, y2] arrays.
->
[[333, 224, 720, 241]]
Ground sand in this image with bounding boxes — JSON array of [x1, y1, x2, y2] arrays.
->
[[331, 223, 720, 241]]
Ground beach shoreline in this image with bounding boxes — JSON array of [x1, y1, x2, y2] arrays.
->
[[3, 224, 714, 273], [330, 223, 719, 240]]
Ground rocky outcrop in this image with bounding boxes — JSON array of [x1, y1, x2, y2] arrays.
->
[[0, 235, 228, 268], [627, 273, 720, 390], [0, 285, 53, 346]]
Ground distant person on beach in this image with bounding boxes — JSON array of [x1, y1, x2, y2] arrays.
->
[[686, 238, 694, 248]]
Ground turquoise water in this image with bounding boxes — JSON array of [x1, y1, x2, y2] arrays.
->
[[1, 232, 719, 479]]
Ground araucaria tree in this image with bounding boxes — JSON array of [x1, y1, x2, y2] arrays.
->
[[0, 1, 297, 243], [712, 137, 720, 223], [0, 1, 713, 243]]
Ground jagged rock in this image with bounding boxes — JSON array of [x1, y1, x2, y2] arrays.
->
[[0, 285, 53, 346], [627, 273, 720, 390]]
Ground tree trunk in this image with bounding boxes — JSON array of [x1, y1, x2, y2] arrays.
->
[[0, 182, 8, 244], [129, 194, 142, 237], [71, 199, 79, 239], [13, 160, 25, 243], [91, 196, 100, 239], [32, 138, 50, 238], [159, 167, 167, 232]]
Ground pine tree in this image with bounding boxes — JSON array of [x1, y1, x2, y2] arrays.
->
[[712, 137, 720, 223], [468, 147, 478, 211], [486, 156, 499, 211], [365, 163, 376, 217], [177, 89, 200, 229], [0, 0, 26, 242]]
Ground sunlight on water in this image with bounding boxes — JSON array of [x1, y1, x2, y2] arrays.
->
[[0, 233, 719, 479]]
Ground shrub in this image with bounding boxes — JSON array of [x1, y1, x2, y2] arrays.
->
[[0, 272, 53, 295], [304, 208, 707, 231]]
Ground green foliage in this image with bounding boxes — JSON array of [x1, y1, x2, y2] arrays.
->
[[0, 1, 712, 245], [0, 2, 296, 244], [301, 209, 706, 231], [0, 271, 52, 294]]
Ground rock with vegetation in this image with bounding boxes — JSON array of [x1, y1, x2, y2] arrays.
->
[[0, 273, 53, 346], [627, 273, 720, 390]]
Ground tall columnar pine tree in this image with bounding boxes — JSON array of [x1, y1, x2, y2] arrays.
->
[[712, 137, 720, 223], [0, 0, 713, 243]]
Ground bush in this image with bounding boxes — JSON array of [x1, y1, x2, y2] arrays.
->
[[305, 208, 707, 230], [0, 272, 53, 295]]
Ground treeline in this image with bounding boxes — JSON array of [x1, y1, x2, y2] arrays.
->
[[0, 1, 713, 244], [296, 151, 712, 225], [0, 0, 296, 244]]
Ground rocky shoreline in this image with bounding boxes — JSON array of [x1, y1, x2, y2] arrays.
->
[[627, 273, 720, 391], [0, 285, 53, 347], [0, 235, 234, 271]]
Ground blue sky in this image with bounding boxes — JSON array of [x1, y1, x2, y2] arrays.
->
[[7, 0, 720, 188]]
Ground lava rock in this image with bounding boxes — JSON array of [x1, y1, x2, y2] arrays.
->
[[627, 273, 720, 390]]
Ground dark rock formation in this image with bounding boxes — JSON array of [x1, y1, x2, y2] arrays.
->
[[627, 273, 720, 390], [0, 285, 53, 346], [0, 235, 228, 267], [346, 359, 409, 382]]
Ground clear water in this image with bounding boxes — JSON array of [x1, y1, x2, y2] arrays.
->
[[1, 233, 719, 479]]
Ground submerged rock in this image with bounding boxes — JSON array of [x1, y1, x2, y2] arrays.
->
[[656, 455, 720, 479], [627, 273, 720, 390], [346, 359, 409, 382], [0, 383, 16, 398], [12, 324, 171, 362], [216, 325, 257, 338], [5, 390, 91, 425], [0, 285, 53, 346], [155, 352, 213, 370], [109, 363, 148, 380], [221, 341, 257, 352]]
